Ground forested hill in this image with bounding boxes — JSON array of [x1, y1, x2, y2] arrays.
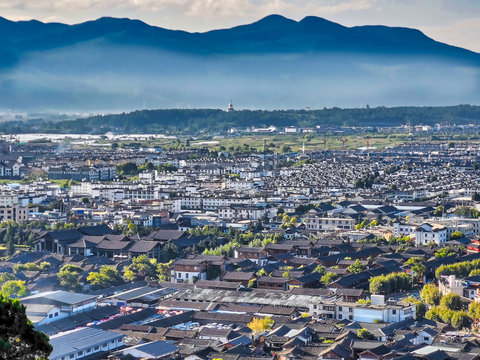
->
[[2, 105, 480, 134]]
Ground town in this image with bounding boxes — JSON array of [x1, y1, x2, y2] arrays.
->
[[2, 133, 480, 360]]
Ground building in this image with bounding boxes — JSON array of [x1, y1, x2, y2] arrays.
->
[[309, 296, 416, 324], [172, 255, 226, 283], [48, 166, 116, 181], [0, 204, 36, 222], [305, 211, 355, 231], [414, 223, 447, 246], [22, 291, 97, 325], [115, 340, 179, 359], [49, 327, 124, 360]]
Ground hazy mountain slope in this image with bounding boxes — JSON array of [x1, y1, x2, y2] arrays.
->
[[0, 15, 478, 111]]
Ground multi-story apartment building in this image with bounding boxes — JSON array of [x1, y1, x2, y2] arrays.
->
[[305, 211, 355, 231], [309, 296, 416, 324]]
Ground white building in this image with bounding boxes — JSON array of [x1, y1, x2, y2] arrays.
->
[[309, 296, 415, 325], [414, 223, 447, 246], [305, 212, 355, 231], [49, 327, 124, 360]]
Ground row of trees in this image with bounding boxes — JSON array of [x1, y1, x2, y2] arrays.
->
[[11, 105, 480, 135], [116, 162, 177, 177], [369, 272, 411, 294], [435, 258, 480, 279], [57, 256, 174, 291]]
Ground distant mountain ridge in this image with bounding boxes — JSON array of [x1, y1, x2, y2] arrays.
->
[[0, 15, 478, 111]]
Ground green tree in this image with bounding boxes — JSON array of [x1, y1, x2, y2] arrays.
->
[[450, 231, 464, 240], [0, 273, 15, 286], [321, 272, 339, 285], [420, 284, 441, 306], [469, 269, 480, 277], [87, 266, 123, 290], [0, 280, 27, 298], [58, 265, 83, 291], [157, 260, 173, 282], [435, 247, 456, 258], [123, 255, 157, 281], [347, 259, 366, 274], [357, 328, 374, 340], [403, 296, 426, 318], [0, 295, 52, 359], [451, 311, 472, 329], [468, 301, 480, 321], [247, 316, 274, 333], [440, 293, 462, 311]]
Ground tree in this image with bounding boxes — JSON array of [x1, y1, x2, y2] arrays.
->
[[425, 306, 442, 322], [247, 316, 274, 333], [435, 247, 455, 259], [405, 257, 426, 285], [321, 272, 338, 285], [0, 273, 15, 286], [0, 280, 27, 298], [157, 260, 173, 282], [357, 328, 374, 340], [450, 231, 464, 240], [123, 255, 157, 281], [440, 293, 462, 311], [313, 265, 325, 274], [468, 301, 480, 320], [6, 238, 14, 255], [470, 269, 480, 277], [369, 272, 411, 295], [451, 311, 472, 329], [420, 284, 441, 306], [403, 296, 426, 318], [347, 259, 366, 274], [87, 266, 123, 290], [58, 265, 83, 291], [0, 295, 52, 359]]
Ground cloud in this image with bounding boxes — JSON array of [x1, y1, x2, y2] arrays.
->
[[0, 0, 372, 18], [421, 17, 480, 53]]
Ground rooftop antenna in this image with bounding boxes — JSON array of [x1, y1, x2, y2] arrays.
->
[[302, 142, 305, 154]]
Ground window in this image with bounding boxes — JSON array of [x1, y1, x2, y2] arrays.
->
[[55, 312, 59, 317], [49, 314, 53, 318], [349, 315, 353, 320], [392, 310, 397, 314], [103, 343, 107, 348], [338, 307, 342, 311], [78, 351, 83, 356], [94, 346, 99, 351], [338, 314, 342, 319], [86, 348, 91, 353], [111, 340, 115, 344], [424, 337, 429, 341], [69, 355, 74, 359]]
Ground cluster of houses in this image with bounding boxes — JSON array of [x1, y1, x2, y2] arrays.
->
[[2, 138, 480, 358]]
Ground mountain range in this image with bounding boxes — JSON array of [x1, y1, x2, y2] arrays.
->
[[0, 14, 478, 111]]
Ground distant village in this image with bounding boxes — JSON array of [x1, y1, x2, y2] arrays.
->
[[3, 136, 480, 360]]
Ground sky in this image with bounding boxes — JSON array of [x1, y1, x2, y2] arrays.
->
[[1, 0, 480, 52]]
